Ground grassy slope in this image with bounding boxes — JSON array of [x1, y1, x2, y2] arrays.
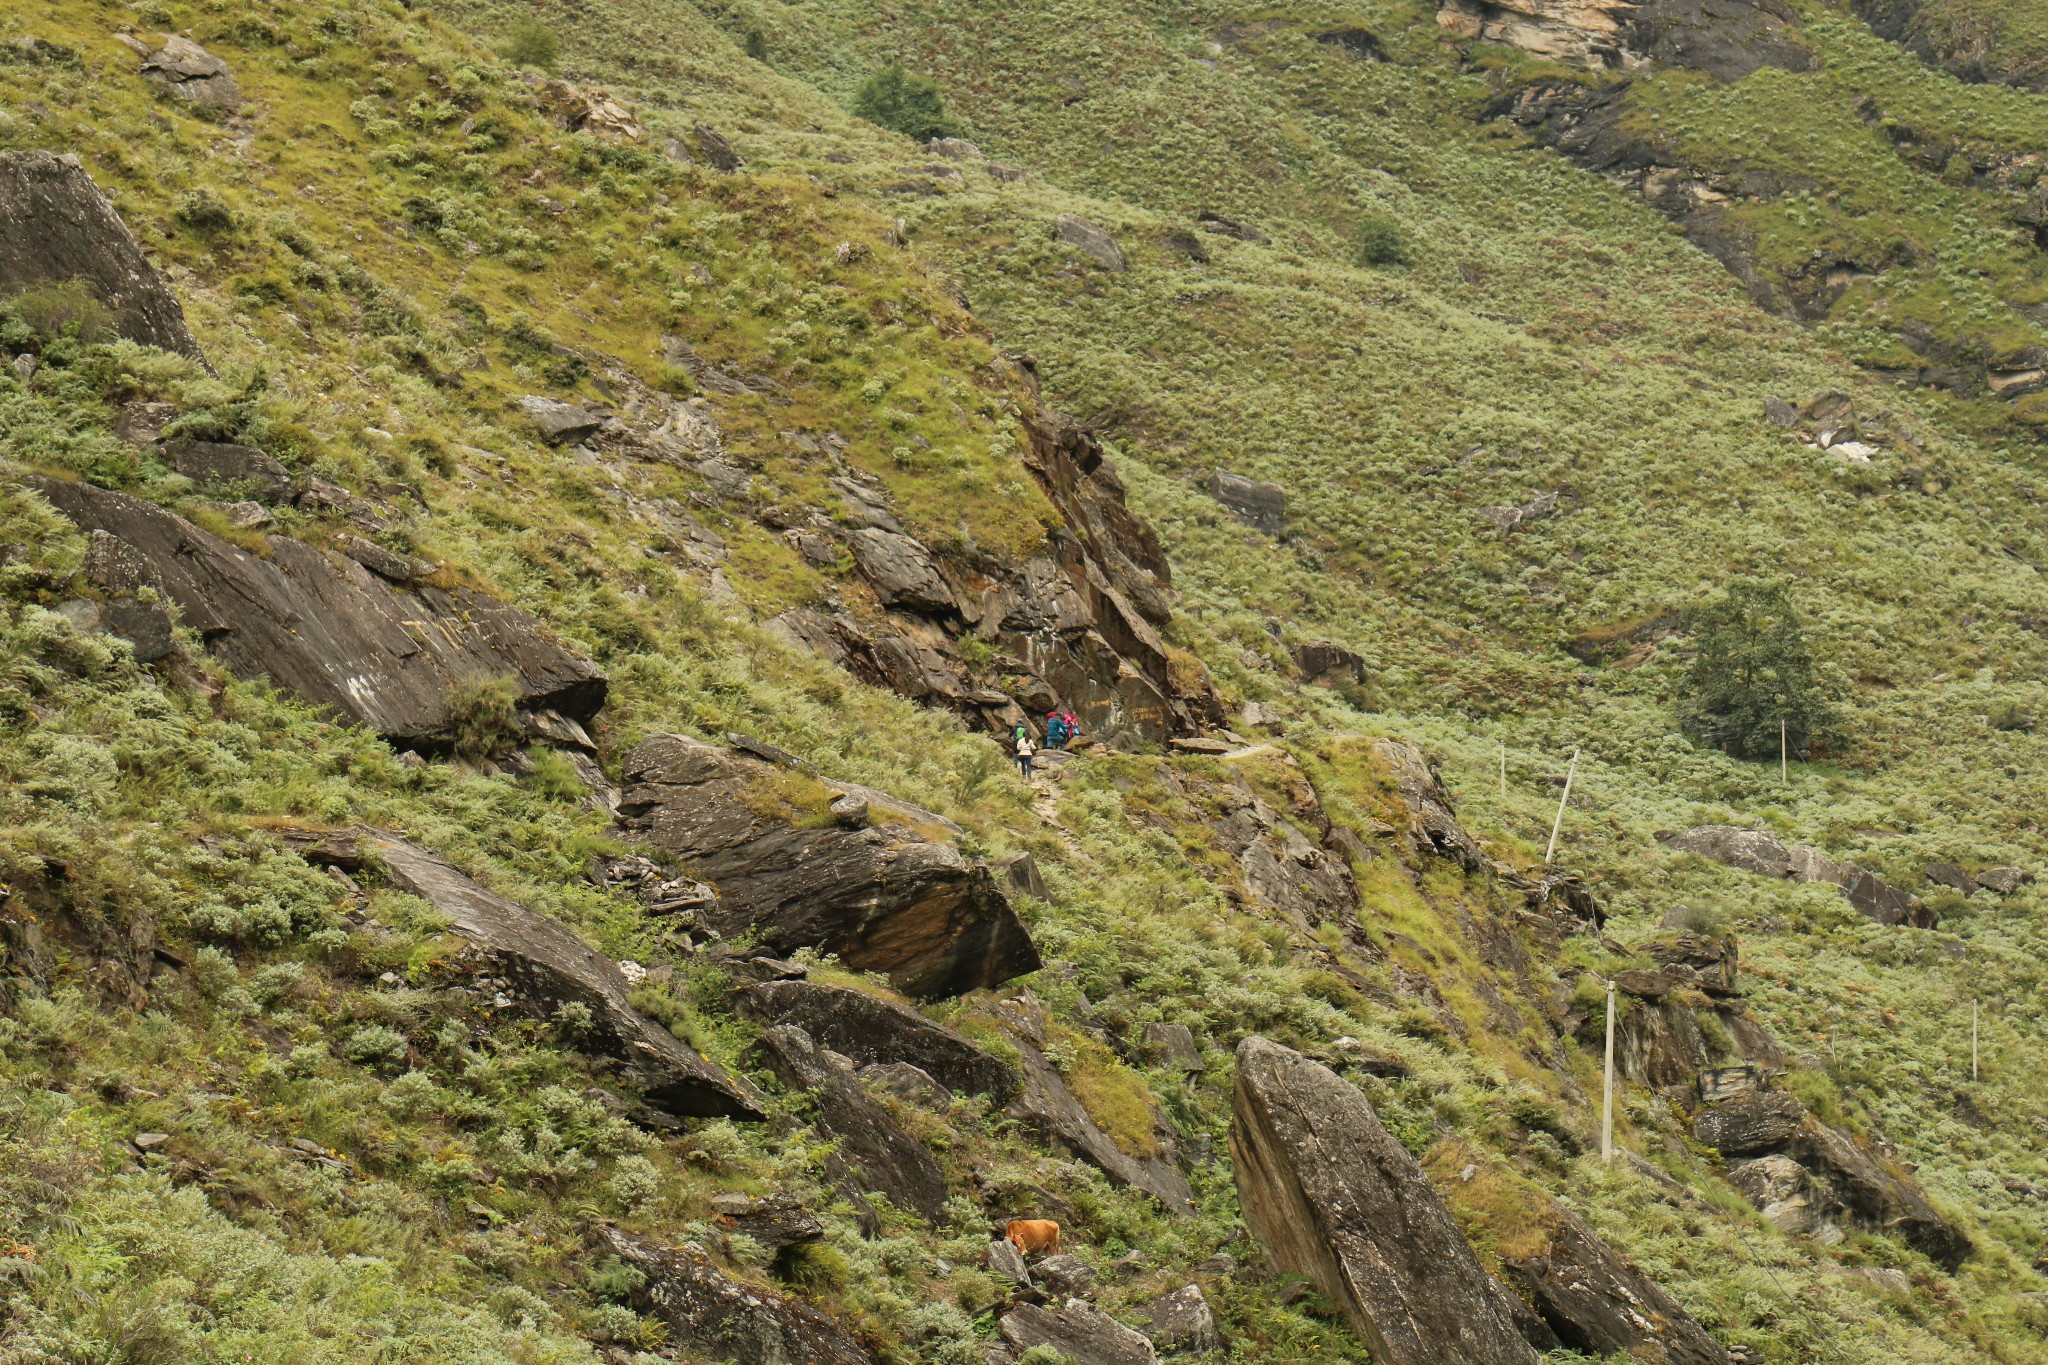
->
[[2, 0, 2048, 1362]]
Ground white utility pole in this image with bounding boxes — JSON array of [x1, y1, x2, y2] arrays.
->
[[1972, 1000, 1979, 1082], [1602, 978, 1616, 1163], [1780, 719, 1788, 787], [1499, 740, 1507, 799], [1544, 748, 1579, 865]]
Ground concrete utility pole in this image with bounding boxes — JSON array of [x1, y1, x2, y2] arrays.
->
[[1544, 748, 1579, 865], [1602, 978, 1617, 1163], [1780, 718, 1788, 787], [1499, 740, 1507, 799], [1972, 1000, 1979, 1083]]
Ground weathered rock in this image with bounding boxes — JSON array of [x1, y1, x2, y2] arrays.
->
[[1762, 395, 1800, 427], [828, 792, 869, 828], [138, 35, 242, 110], [1054, 215, 1127, 271], [1614, 968, 1683, 999], [1645, 931, 1741, 996], [1727, 1154, 1817, 1234], [113, 399, 179, 446], [749, 1023, 949, 1220], [845, 527, 957, 613], [1617, 997, 1711, 1088], [80, 528, 175, 662], [734, 979, 1020, 1102], [1208, 470, 1285, 535], [1661, 827, 1934, 928], [986, 1238, 1032, 1287], [694, 124, 744, 172], [1925, 862, 1976, 894], [1797, 1118, 1969, 1271], [360, 833, 763, 1118], [1976, 866, 2032, 895], [619, 735, 1039, 999], [860, 1061, 953, 1108], [928, 137, 981, 159], [1230, 1037, 1540, 1365], [997, 850, 1048, 900], [1005, 1026, 1194, 1213], [0, 152, 209, 365], [1142, 1284, 1223, 1355], [1144, 1022, 1204, 1074], [163, 440, 296, 502], [598, 1227, 876, 1364], [1170, 736, 1234, 754], [709, 1192, 824, 1258], [1662, 826, 1793, 877], [1036, 1253, 1096, 1298], [1293, 641, 1364, 687], [331, 533, 424, 584], [31, 478, 606, 748], [533, 79, 641, 139], [1001, 1300, 1156, 1365], [1435, 0, 1810, 81], [1695, 1089, 1808, 1156], [1698, 1064, 1766, 1104], [1503, 1205, 1730, 1364], [518, 395, 607, 445], [1480, 488, 1572, 534], [1372, 739, 1486, 872], [1198, 213, 1268, 243]]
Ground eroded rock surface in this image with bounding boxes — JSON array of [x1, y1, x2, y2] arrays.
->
[[1436, 0, 1810, 80], [1000, 1300, 1156, 1364], [1372, 738, 1486, 872], [1230, 1036, 1540, 1365], [599, 1227, 876, 1365], [137, 34, 242, 109], [1661, 826, 1934, 928], [1208, 470, 1285, 534], [618, 734, 1038, 998], [734, 979, 1020, 1102], [1502, 1205, 1730, 1364], [31, 478, 606, 748], [1004, 1021, 1195, 1214], [359, 833, 764, 1119], [0, 151, 209, 365]]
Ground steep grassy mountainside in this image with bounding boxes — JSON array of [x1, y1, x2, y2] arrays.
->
[[1857, 0, 2048, 91], [6, 0, 2048, 1363]]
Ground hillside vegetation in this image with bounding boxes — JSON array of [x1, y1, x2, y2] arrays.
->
[[5, 0, 2048, 1362]]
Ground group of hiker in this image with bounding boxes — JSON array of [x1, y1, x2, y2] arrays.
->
[[1012, 708, 1081, 779]]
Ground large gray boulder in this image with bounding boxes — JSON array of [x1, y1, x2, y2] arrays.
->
[[749, 1023, 949, 1220], [30, 478, 606, 748], [1372, 738, 1486, 872], [1661, 826, 1934, 928], [1000, 1300, 1156, 1364], [617, 734, 1039, 999], [1229, 1037, 1540, 1365], [1142, 1283, 1224, 1355], [734, 979, 1020, 1103], [138, 34, 243, 109], [1501, 1205, 1729, 1364], [1054, 215, 1127, 271], [1208, 470, 1285, 535], [598, 1227, 876, 1364], [360, 833, 764, 1119], [844, 527, 958, 614], [0, 151, 209, 365]]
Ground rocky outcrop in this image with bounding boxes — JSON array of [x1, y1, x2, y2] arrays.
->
[[734, 979, 1020, 1102], [1142, 1283, 1224, 1355], [134, 35, 242, 110], [532, 78, 642, 139], [1372, 738, 1486, 872], [0, 151, 209, 366], [750, 1023, 949, 1220], [1054, 215, 1127, 271], [1173, 760, 1365, 938], [999, 1000, 1195, 1213], [1853, 0, 2048, 92], [1208, 470, 1285, 535], [1294, 641, 1365, 688], [1230, 1037, 1541, 1365], [1436, 0, 1810, 80], [1695, 1086, 1968, 1269], [1501, 1205, 1729, 1364], [1001, 1300, 1156, 1364], [1660, 826, 1934, 927], [355, 833, 764, 1119], [31, 478, 606, 749], [767, 394, 1219, 745], [616, 734, 1039, 999], [598, 1227, 876, 1365]]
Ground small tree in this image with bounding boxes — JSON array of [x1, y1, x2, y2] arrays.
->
[[1679, 581, 1833, 760], [852, 65, 953, 142], [1358, 211, 1408, 266]]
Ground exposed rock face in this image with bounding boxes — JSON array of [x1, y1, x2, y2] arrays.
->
[[1854, 0, 2048, 92], [78, 529, 174, 662], [1696, 1086, 1969, 1269], [750, 1023, 949, 1220], [709, 1192, 825, 1260], [137, 35, 243, 110], [358, 833, 764, 1119], [1208, 470, 1285, 534], [31, 478, 606, 748], [1372, 738, 1486, 872], [1000, 1300, 1156, 1364], [768, 397, 1219, 745], [1004, 1017, 1195, 1213], [533, 79, 641, 139], [1294, 641, 1365, 687], [733, 979, 1021, 1102], [1054, 215, 1127, 271], [1660, 826, 1934, 928], [1436, 0, 1810, 80], [1187, 760, 1364, 937], [1230, 1037, 1541, 1365], [598, 1227, 876, 1365], [163, 440, 296, 502], [0, 152, 209, 366], [1502, 1205, 1729, 1364], [617, 734, 1040, 999], [518, 394, 607, 444], [1142, 1283, 1224, 1355]]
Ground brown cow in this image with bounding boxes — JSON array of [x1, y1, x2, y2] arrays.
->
[[1003, 1218, 1062, 1258]]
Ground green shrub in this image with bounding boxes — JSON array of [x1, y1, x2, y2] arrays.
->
[[5, 280, 113, 344], [1678, 581, 1833, 760], [502, 20, 561, 71], [1358, 212, 1408, 266], [447, 674, 522, 758], [744, 27, 769, 63], [174, 188, 237, 233], [852, 65, 954, 142]]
